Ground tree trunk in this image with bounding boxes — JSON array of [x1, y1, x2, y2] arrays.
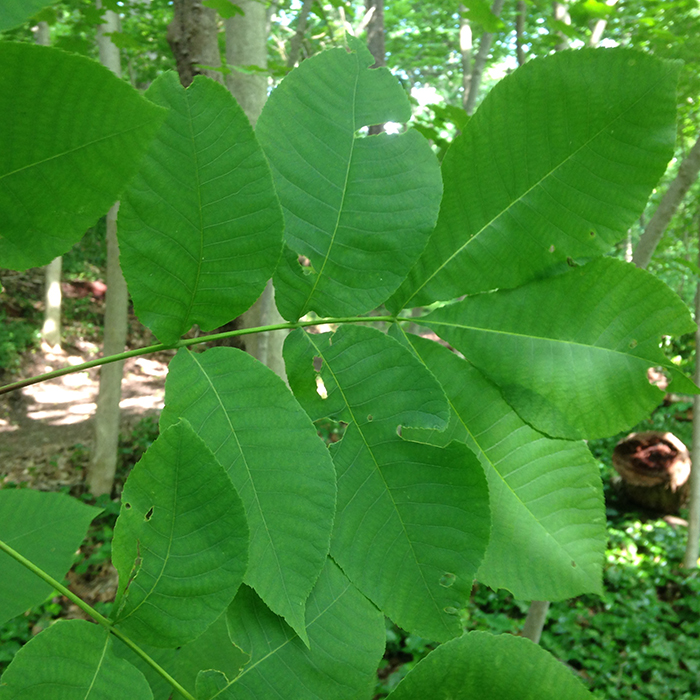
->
[[515, 0, 526, 66], [552, 1, 571, 51], [167, 0, 223, 88], [464, 0, 506, 116], [632, 135, 700, 270], [364, 0, 385, 135], [286, 0, 314, 69], [522, 600, 550, 643], [588, 0, 618, 47], [225, 1, 287, 382], [459, 5, 473, 111], [683, 222, 700, 567], [87, 5, 129, 497], [35, 22, 63, 353]]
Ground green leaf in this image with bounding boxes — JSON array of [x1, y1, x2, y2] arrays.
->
[[112, 641, 176, 700], [284, 326, 490, 641], [160, 347, 337, 645], [0, 490, 100, 626], [386, 631, 592, 700], [0, 0, 56, 31], [202, 0, 244, 18], [402, 332, 605, 599], [257, 38, 442, 320], [390, 48, 680, 310], [171, 614, 248, 698], [0, 44, 166, 271], [461, 0, 504, 32], [422, 258, 697, 440], [0, 619, 153, 700], [112, 419, 248, 648], [216, 558, 384, 700], [118, 72, 283, 344]]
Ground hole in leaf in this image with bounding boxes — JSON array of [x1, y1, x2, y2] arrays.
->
[[313, 356, 323, 372], [629, 339, 637, 349], [548, 245, 555, 253], [124, 503, 132, 510], [396, 425, 402, 438], [589, 230, 595, 237], [571, 560, 577, 568], [315, 375, 328, 400], [443, 606, 459, 616], [367, 414, 373, 422], [439, 572, 456, 588], [145, 507, 154, 521]]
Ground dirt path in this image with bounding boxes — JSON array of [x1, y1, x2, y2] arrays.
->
[[0, 342, 170, 490]]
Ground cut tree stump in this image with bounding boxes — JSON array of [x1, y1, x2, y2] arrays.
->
[[612, 431, 690, 514]]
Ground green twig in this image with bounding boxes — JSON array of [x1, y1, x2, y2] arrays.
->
[[0, 537, 197, 700], [0, 315, 398, 396]]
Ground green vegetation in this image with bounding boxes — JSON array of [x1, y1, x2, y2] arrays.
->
[[0, 2, 699, 698]]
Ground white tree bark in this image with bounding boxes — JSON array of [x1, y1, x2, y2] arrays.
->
[[87, 4, 129, 497], [683, 221, 700, 568], [633, 135, 700, 270], [35, 21, 63, 353], [522, 600, 550, 643], [225, 2, 287, 382]]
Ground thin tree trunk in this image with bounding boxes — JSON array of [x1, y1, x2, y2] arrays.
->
[[459, 5, 473, 111], [553, 1, 571, 51], [286, 0, 314, 68], [35, 21, 63, 353], [683, 216, 700, 568], [167, 0, 223, 88], [515, 0, 526, 66], [225, 1, 287, 381], [364, 0, 385, 135], [588, 0, 618, 47], [87, 4, 129, 497], [464, 0, 506, 116], [522, 600, 550, 643], [632, 135, 700, 270]]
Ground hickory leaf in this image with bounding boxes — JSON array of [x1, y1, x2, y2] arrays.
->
[[160, 347, 337, 645], [0, 43, 165, 270], [390, 48, 680, 310], [118, 72, 283, 345], [112, 419, 248, 648], [257, 36, 442, 320], [421, 258, 697, 440]]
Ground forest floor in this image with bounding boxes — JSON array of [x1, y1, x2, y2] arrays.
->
[[0, 341, 170, 492]]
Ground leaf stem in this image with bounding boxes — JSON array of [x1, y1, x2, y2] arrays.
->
[[0, 537, 197, 700], [0, 315, 398, 396]]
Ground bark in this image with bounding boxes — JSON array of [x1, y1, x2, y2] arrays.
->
[[364, 0, 385, 135], [515, 0, 526, 66], [225, 1, 268, 125], [552, 1, 571, 51], [167, 0, 222, 88], [464, 0, 506, 116], [632, 135, 700, 270], [225, 1, 287, 381], [87, 5, 129, 497], [683, 223, 700, 568], [589, 0, 618, 47], [522, 600, 550, 643], [286, 0, 314, 68], [35, 22, 63, 352], [41, 256, 62, 351], [459, 5, 473, 111]]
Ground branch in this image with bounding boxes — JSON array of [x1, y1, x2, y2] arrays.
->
[[0, 316, 398, 396], [633, 134, 700, 270]]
